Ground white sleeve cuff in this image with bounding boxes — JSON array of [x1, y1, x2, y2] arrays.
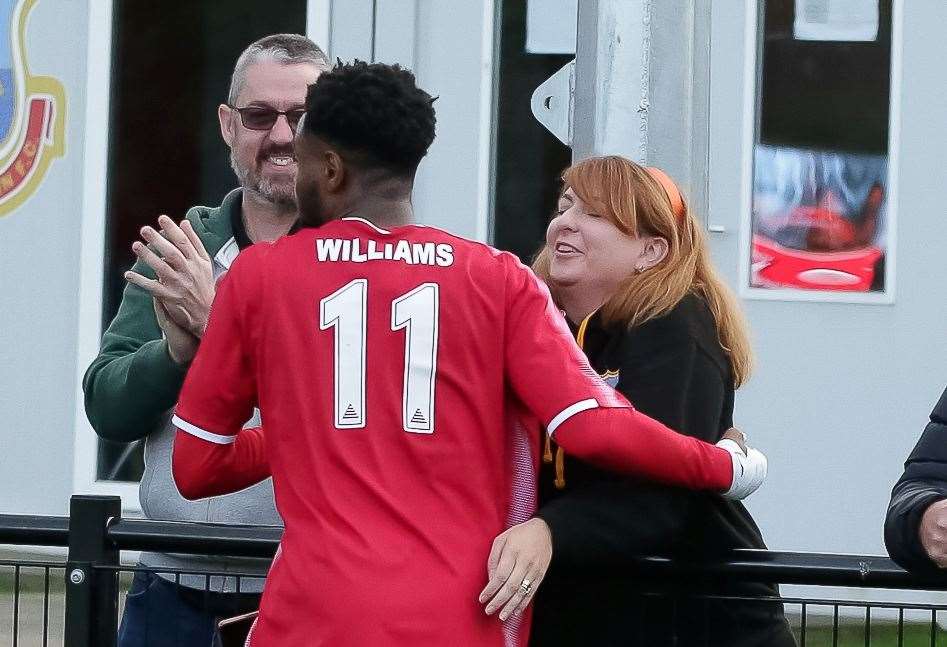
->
[[547, 398, 599, 437], [172, 414, 237, 445], [718, 439, 768, 500]]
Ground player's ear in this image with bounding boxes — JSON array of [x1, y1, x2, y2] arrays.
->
[[324, 150, 345, 193]]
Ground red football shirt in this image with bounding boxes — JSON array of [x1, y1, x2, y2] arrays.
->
[[173, 217, 731, 646]]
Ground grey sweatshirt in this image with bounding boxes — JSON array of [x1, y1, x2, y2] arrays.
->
[[83, 189, 281, 593]]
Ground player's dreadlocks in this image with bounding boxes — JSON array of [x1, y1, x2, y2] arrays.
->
[[303, 60, 436, 176]]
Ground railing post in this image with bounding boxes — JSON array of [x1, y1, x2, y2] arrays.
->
[[64, 495, 121, 647]]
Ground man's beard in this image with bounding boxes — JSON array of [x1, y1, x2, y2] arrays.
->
[[230, 149, 297, 207]]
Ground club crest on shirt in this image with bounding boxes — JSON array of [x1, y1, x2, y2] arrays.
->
[[0, 0, 66, 218], [600, 369, 620, 388]]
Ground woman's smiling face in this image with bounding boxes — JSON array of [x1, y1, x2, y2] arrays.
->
[[545, 188, 649, 296]]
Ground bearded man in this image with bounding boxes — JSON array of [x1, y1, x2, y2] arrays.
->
[[82, 34, 328, 647]]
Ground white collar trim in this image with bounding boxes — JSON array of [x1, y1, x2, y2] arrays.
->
[[340, 216, 391, 235], [214, 237, 239, 270]]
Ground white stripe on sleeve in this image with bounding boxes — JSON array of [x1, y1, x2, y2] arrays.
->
[[546, 398, 599, 437], [172, 415, 237, 445]]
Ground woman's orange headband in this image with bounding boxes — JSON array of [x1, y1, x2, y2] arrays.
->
[[644, 166, 685, 220]]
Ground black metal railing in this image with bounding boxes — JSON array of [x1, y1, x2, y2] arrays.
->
[[3, 494, 947, 646]]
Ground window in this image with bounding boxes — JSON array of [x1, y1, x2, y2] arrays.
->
[[97, 0, 307, 482], [748, 0, 895, 300], [491, 0, 573, 262]]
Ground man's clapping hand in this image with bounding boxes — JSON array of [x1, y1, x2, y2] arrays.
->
[[125, 216, 215, 340], [153, 297, 199, 366]]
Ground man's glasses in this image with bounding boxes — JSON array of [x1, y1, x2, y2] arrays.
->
[[228, 105, 305, 131]]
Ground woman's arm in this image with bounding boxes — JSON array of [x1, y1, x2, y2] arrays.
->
[[538, 328, 725, 566], [481, 322, 732, 620]]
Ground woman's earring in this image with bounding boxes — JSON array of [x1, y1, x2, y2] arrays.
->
[[634, 266, 644, 274]]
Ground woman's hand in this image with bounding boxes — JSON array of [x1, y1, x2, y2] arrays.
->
[[721, 427, 747, 453], [479, 518, 553, 621]]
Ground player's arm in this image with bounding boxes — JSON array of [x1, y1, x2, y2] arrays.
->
[[170, 249, 271, 500], [548, 403, 763, 499], [502, 259, 765, 499], [173, 426, 270, 500]]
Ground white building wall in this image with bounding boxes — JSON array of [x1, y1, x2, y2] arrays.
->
[[0, 0, 90, 515], [708, 0, 947, 562]]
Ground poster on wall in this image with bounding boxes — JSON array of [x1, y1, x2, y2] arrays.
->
[[0, 0, 66, 218], [750, 145, 888, 295], [749, 0, 893, 301]]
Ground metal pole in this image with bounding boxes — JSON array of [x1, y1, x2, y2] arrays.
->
[[542, 0, 712, 215], [572, 0, 653, 162], [571, 0, 601, 160], [64, 495, 121, 647]]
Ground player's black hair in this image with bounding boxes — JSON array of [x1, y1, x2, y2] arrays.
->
[[303, 60, 436, 176]]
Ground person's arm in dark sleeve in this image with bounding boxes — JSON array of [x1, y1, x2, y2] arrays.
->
[[538, 332, 720, 566], [885, 387, 947, 572], [82, 257, 189, 442]]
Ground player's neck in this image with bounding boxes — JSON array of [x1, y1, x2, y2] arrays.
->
[[341, 197, 413, 229], [557, 285, 607, 326], [241, 191, 297, 243]]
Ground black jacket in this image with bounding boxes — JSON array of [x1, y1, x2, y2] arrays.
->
[[885, 387, 947, 572], [530, 295, 795, 647]]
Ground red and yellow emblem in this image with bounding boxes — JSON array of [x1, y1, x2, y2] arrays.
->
[[0, 0, 65, 217]]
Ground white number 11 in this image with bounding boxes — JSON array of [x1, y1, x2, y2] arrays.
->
[[319, 279, 440, 433]]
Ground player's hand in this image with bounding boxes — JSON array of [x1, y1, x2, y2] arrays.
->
[[125, 216, 215, 337], [479, 518, 552, 621], [919, 499, 947, 567], [154, 297, 199, 366], [718, 433, 767, 500]]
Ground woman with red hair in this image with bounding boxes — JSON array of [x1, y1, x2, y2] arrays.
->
[[488, 156, 795, 646]]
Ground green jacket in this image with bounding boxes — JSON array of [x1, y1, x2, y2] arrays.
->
[[83, 189, 243, 442], [82, 188, 280, 592]]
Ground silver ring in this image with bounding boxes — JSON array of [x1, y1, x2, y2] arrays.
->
[[520, 578, 532, 594]]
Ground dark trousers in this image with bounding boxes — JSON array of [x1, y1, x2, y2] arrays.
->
[[118, 571, 261, 647], [530, 578, 797, 647]]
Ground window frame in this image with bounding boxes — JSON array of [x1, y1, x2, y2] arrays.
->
[[70, 0, 331, 513], [737, 0, 903, 305]]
